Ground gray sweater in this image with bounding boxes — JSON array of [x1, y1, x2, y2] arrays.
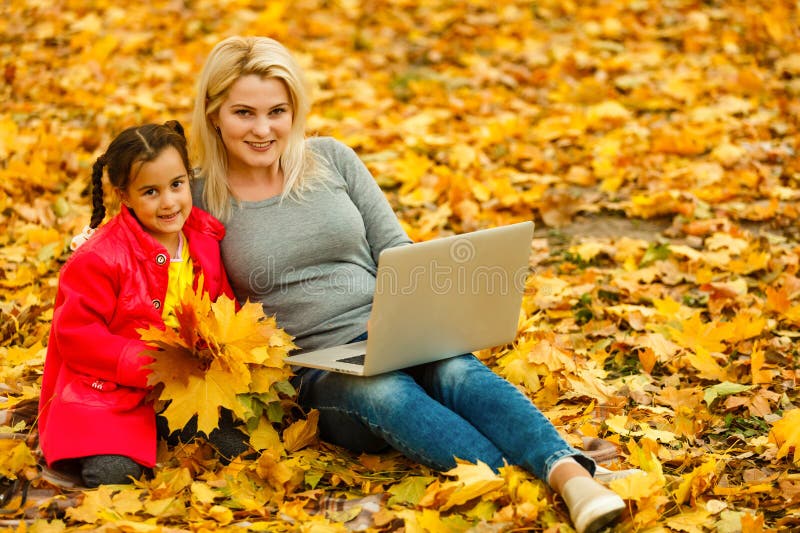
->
[[192, 137, 412, 351]]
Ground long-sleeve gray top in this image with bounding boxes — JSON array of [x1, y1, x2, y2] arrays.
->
[[192, 136, 412, 352]]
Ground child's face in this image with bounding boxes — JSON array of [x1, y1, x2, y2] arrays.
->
[[120, 146, 192, 249]]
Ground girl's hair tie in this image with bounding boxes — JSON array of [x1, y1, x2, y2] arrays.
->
[[70, 225, 96, 251]]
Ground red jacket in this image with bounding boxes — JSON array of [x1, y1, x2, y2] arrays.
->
[[39, 206, 234, 468]]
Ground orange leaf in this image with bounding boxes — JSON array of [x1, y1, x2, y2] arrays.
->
[[766, 285, 791, 314], [741, 512, 765, 533], [750, 342, 773, 385], [638, 347, 656, 374], [769, 409, 800, 464]]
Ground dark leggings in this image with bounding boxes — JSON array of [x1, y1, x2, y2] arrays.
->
[[80, 455, 143, 488], [78, 410, 249, 487]]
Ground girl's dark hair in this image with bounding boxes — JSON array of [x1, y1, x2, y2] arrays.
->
[[89, 120, 190, 229]]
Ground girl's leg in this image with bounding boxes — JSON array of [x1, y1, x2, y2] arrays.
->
[[80, 455, 143, 487], [157, 410, 249, 464], [207, 409, 250, 462], [295, 367, 505, 471], [410, 354, 593, 480]]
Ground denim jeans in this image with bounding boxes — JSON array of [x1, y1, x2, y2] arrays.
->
[[293, 336, 594, 481]]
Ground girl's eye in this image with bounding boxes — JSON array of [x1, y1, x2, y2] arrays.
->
[[171, 179, 185, 189], [144, 189, 157, 196]]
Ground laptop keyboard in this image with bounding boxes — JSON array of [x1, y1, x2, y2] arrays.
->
[[337, 354, 366, 366]]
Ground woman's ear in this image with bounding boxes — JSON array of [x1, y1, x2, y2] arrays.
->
[[210, 111, 221, 132]]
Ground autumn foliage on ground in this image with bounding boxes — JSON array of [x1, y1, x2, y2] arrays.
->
[[2, 0, 800, 531]]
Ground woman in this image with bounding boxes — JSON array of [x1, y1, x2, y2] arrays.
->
[[190, 36, 625, 533]]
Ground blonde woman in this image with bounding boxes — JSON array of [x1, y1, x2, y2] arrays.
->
[[190, 36, 625, 533]]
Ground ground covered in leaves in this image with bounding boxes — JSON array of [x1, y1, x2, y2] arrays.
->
[[2, 0, 800, 531]]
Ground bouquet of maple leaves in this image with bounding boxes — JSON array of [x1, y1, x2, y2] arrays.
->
[[137, 276, 298, 449]]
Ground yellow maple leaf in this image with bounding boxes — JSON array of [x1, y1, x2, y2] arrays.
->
[[417, 509, 453, 533], [498, 356, 542, 392], [727, 311, 766, 343], [674, 458, 718, 505], [396, 150, 432, 195], [157, 360, 247, 435], [140, 282, 296, 435], [144, 467, 193, 500], [667, 312, 734, 354], [283, 409, 320, 452], [665, 508, 712, 533], [249, 416, 283, 452], [609, 470, 664, 502], [255, 449, 300, 495], [634, 332, 682, 363], [0, 440, 37, 480], [684, 346, 729, 382], [609, 453, 668, 531], [769, 408, 800, 464], [207, 505, 234, 525], [527, 337, 578, 373], [431, 460, 506, 511], [190, 481, 218, 505], [109, 488, 145, 516], [210, 298, 284, 367], [652, 296, 684, 320], [65, 485, 115, 524], [395, 508, 451, 533]]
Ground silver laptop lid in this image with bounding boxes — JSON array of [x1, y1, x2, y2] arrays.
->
[[363, 221, 534, 375]]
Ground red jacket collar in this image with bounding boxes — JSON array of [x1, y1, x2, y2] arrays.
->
[[118, 206, 225, 261]]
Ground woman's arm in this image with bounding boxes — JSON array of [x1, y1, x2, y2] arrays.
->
[[322, 138, 413, 263]]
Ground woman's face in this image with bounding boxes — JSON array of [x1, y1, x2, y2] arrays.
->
[[214, 74, 293, 176]]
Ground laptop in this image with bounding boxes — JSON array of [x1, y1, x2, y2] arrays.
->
[[285, 221, 535, 376]]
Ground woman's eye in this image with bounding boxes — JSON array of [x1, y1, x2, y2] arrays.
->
[[235, 109, 251, 116]]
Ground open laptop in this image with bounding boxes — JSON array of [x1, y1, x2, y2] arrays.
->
[[285, 221, 534, 376]]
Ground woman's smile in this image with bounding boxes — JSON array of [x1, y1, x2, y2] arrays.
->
[[246, 140, 274, 151]]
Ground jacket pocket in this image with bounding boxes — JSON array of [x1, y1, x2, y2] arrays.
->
[[60, 376, 148, 412]]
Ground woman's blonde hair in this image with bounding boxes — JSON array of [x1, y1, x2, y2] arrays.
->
[[191, 36, 317, 220]]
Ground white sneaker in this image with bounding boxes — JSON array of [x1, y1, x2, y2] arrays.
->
[[561, 477, 626, 533]]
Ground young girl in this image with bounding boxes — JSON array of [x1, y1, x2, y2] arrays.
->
[[38, 121, 244, 488]]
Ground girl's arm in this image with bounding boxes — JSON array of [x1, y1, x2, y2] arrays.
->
[[50, 251, 152, 389]]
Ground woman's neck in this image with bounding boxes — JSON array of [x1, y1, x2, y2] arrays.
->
[[227, 166, 284, 201]]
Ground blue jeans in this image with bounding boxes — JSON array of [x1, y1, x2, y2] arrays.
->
[[293, 336, 594, 481]]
